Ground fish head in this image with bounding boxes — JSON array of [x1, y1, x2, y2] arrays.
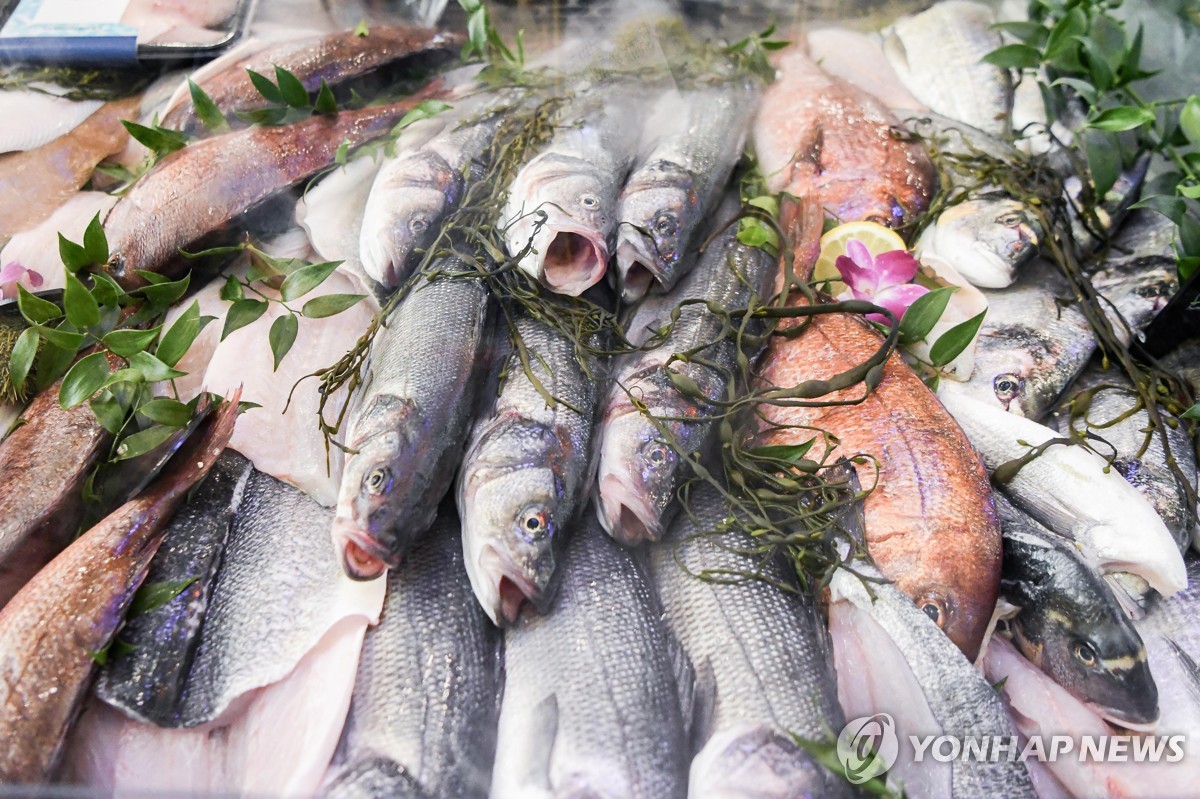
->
[[332, 394, 418, 580], [596, 407, 690, 546], [460, 461, 564, 626], [1012, 605, 1159, 729], [923, 199, 1041, 288], [615, 164, 697, 300], [689, 724, 832, 798], [963, 324, 1064, 418]]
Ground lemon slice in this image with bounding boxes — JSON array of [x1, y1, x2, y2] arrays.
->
[[813, 221, 907, 295]]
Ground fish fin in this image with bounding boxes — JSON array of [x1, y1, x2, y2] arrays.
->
[[665, 634, 697, 742], [518, 693, 558, 792], [1167, 639, 1200, 703], [689, 656, 718, 756], [324, 756, 431, 798]]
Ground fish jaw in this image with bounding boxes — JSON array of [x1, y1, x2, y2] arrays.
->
[[595, 410, 680, 545], [331, 518, 391, 581], [615, 229, 660, 303], [470, 544, 544, 626], [1088, 526, 1189, 597], [918, 199, 1042, 289], [614, 178, 694, 301]]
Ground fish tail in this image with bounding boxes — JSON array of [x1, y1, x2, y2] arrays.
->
[[780, 192, 824, 285]]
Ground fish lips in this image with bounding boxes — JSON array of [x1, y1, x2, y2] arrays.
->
[[477, 544, 552, 626], [332, 517, 394, 581]]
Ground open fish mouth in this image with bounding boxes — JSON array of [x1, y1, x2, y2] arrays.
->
[[537, 225, 608, 296], [478, 545, 543, 626], [614, 230, 662, 302], [332, 519, 393, 581], [1087, 700, 1160, 733], [597, 473, 662, 545]]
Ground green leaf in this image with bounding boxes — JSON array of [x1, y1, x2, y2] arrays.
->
[[32, 324, 85, 351], [1084, 129, 1121, 197], [33, 338, 76, 391], [748, 439, 815, 463], [746, 195, 779, 217], [17, 284, 62, 325], [1181, 403, 1200, 421], [929, 310, 987, 367], [275, 65, 310, 109], [137, 397, 193, 427], [219, 275, 244, 301], [353, 18, 369, 36], [269, 313, 299, 371], [64, 272, 101, 328], [8, 327, 38, 395], [1045, 7, 1087, 65], [90, 272, 126, 307], [334, 138, 351, 165], [1179, 184, 1200, 200], [1178, 255, 1200, 281], [222, 299, 268, 339], [58, 232, 90, 272], [234, 106, 289, 127], [188, 79, 229, 134], [59, 352, 111, 409], [129, 351, 186, 382], [137, 272, 190, 310], [1130, 193, 1186, 224], [130, 577, 198, 616], [898, 286, 955, 345], [392, 100, 453, 134], [83, 213, 108, 265], [1088, 106, 1155, 132], [314, 80, 337, 115], [101, 326, 162, 358], [90, 392, 127, 434], [246, 69, 283, 104], [279, 260, 340, 301], [1179, 215, 1200, 258], [1180, 96, 1200, 146], [113, 424, 177, 461], [1049, 76, 1098, 104], [991, 21, 1049, 47], [301, 293, 364, 318], [983, 43, 1043, 70], [134, 270, 169, 286], [157, 301, 201, 367], [100, 367, 145, 391], [121, 120, 187, 157]]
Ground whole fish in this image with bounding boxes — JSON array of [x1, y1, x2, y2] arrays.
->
[[92, 451, 255, 725], [457, 312, 599, 625], [101, 466, 383, 727], [1049, 361, 1196, 554], [501, 86, 642, 296], [333, 268, 491, 579], [102, 89, 444, 289], [936, 386, 1187, 597], [882, 1, 1013, 137], [997, 493, 1159, 729], [613, 79, 756, 301], [597, 219, 777, 545], [160, 26, 462, 134], [0, 356, 114, 608], [296, 155, 384, 286], [491, 516, 689, 799], [649, 483, 852, 798], [752, 45, 935, 227], [1088, 208, 1180, 342], [323, 511, 500, 798], [0, 393, 238, 783]]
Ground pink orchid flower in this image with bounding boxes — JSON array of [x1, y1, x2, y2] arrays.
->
[[835, 239, 928, 326], [0, 261, 44, 301]]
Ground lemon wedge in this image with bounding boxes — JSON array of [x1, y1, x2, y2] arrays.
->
[[813, 221, 907, 295]]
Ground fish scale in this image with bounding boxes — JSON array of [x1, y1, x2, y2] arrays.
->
[[491, 516, 688, 799], [649, 484, 853, 798]]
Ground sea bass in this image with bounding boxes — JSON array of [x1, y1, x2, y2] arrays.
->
[[0, 393, 238, 783], [597, 219, 777, 545], [649, 483, 853, 798], [501, 85, 642, 295], [613, 79, 757, 301], [997, 493, 1158, 729], [457, 312, 599, 625], [323, 511, 500, 798], [491, 516, 689, 799], [752, 45, 935, 226], [333, 268, 491, 579]]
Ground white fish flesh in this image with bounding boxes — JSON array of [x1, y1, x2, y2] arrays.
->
[[296, 155, 383, 291], [0, 91, 102, 154], [0, 191, 119, 292]]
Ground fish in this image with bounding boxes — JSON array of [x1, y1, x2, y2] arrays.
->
[[159, 26, 462, 134], [92, 450, 255, 725], [333, 267, 492, 580], [1087, 208, 1180, 343], [0, 392, 238, 783], [0, 191, 119, 293], [491, 515, 689, 799], [500, 85, 642, 295], [882, 1, 1013, 137], [803, 27, 927, 111], [649, 482, 853, 798], [0, 353, 116, 608], [1049, 361, 1196, 554], [296, 155, 384, 291], [1063, 153, 1150, 259], [935, 385, 1187, 597], [752, 44, 936, 227], [0, 91, 103, 154], [997, 493, 1159, 729], [102, 88, 446, 289], [457, 312, 599, 625], [828, 471, 1037, 799], [0, 96, 139, 241], [613, 79, 756, 301], [323, 510, 501, 798], [597, 218, 777, 545]]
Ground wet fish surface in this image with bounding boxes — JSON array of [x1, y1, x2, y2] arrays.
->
[[649, 483, 853, 798], [491, 516, 689, 799], [323, 511, 500, 798], [457, 311, 599, 625], [93, 451, 255, 725], [334, 268, 492, 580]]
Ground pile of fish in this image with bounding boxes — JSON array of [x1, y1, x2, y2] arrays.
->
[[0, 1, 1198, 797]]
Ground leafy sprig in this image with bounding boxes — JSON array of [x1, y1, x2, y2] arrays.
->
[[240, 66, 341, 126]]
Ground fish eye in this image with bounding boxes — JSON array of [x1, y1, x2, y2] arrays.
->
[[364, 466, 393, 496], [641, 440, 675, 468], [996, 212, 1023, 227], [1073, 641, 1098, 667], [918, 594, 948, 629], [409, 216, 429, 234], [653, 213, 678, 236], [993, 373, 1024, 403], [517, 506, 552, 542], [579, 193, 600, 210]]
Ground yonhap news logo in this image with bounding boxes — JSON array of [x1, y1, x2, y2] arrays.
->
[[836, 714, 899, 784]]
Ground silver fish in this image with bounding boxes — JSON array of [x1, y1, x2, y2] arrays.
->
[[998, 493, 1159, 729], [500, 86, 642, 296], [1088, 208, 1179, 342], [457, 313, 599, 626], [323, 512, 500, 799], [491, 515, 689, 799], [649, 483, 853, 798], [613, 79, 756, 301], [883, 1, 1013, 137], [333, 267, 492, 580], [597, 220, 777, 545]]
